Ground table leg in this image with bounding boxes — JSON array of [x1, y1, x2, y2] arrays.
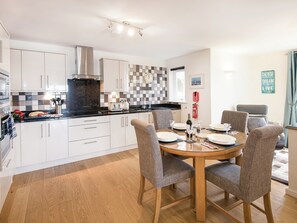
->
[[195, 157, 206, 222], [235, 153, 242, 166]]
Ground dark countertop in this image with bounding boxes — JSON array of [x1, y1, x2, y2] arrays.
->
[[286, 126, 297, 130], [18, 103, 181, 123]]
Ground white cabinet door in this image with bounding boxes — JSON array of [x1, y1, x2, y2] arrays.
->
[[172, 110, 181, 122], [46, 120, 68, 161], [102, 59, 119, 92], [110, 115, 126, 148], [21, 122, 46, 166], [125, 113, 138, 146], [10, 49, 22, 91], [22, 50, 45, 91], [0, 23, 10, 73], [45, 53, 66, 91], [12, 123, 21, 168], [119, 60, 129, 92]]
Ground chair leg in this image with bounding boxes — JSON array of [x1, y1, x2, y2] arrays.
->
[[243, 202, 252, 223], [263, 193, 274, 223], [190, 177, 195, 208], [154, 188, 162, 223], [138, 175, 145, 205], [224, 191, 230, 200]]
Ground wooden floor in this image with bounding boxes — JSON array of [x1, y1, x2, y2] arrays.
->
[[1, 149, 297, 223]]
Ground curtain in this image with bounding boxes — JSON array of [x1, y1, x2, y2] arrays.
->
[[284, 51, 297, 146]]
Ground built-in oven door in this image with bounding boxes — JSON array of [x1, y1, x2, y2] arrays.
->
[[0, 72, 9, 103]]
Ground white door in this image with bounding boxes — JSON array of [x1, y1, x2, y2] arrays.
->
[[119, 60, 129, 92], [22, 50, 45, 91], [102, 59, 119, 92], [110, 115, 126, 148], [10, 49, 22, 91], [46, 120, 68, 161], [45, 53, 66, 91], [21, 122, 46, 166], [125, 113, 139, 146]]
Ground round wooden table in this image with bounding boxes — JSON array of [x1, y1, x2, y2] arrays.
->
[[159, 130, 247, 222]]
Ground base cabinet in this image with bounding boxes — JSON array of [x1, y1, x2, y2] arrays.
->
[[20, 120, 68, 166], [110, 113, 138, 148]]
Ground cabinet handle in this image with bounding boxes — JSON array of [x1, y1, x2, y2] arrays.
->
[[84, 127, 97, 130], [48, 123, 50, 137], [116, 78, 119, 89], [84, 141, 97, 144], [47, 75, 49, 88], [125, 116, 128, 126], [121, 117, 124, 127], [41, 124, 43, 138], [84, 119, 97, 122], [40, 75, 43, 88]]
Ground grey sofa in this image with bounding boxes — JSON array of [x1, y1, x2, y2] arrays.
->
[[237, 104, 285, 149]]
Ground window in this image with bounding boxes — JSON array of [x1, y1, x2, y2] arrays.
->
[[169, 67, 185, 102]]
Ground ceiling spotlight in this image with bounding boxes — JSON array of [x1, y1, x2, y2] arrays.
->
[[117, 23, 124, 33], [138, 29, 143, 37], [127, 28, 135, 37], [107, 21, 113, 31]]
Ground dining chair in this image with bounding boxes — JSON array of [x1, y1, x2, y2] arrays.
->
[[131, 119, 194, 223], [205, 125, 283, 223], [221, 110, 249, 134], [152, 109, 174, 130]]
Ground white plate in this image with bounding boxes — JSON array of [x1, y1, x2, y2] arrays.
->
[[196, 133, 208, 138], [157, 132, 179, 142], [207, 134, 236, 145], [209, 123, 231, 131], [173, 123, 187, 130]]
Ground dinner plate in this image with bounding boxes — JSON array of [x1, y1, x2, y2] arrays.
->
[[196, 132, 208, 138], [157, 132, 179, 142], [207, 134, 236, 145], [173, 123, 187, 130], [209, 123, 231, 131]]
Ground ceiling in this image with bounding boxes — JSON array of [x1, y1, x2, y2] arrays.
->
[[1, 0, 297, 60]]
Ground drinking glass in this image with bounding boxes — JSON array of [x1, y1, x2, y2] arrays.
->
[[223, 123, 230, 134], [169, 120, 175, 132]]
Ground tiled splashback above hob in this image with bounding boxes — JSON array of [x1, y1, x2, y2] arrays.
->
[[11, 64, 168, 111]]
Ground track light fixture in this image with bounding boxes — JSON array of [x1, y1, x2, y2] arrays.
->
[[107, 19, 144, 37]]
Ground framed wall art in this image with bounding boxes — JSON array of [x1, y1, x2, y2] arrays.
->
[[190, 74, 204, 88], [261, 70, 275, 94]]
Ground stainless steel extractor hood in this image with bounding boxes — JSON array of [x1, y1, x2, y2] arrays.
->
[[71, 46, 100, 80]]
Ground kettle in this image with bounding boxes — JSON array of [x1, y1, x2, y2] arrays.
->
[[122, 99, 129, 111]]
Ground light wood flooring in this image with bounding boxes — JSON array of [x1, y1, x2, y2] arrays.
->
[[1, 149, 297, 223]]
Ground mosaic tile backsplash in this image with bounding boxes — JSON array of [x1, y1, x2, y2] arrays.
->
[[11, 64, 168, 111]]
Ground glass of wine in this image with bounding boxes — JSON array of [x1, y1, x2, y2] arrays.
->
[[169, 120, 175, 132], [223, 123, 231, 134]]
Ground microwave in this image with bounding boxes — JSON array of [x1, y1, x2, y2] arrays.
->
[[0, 72, 9, 103]]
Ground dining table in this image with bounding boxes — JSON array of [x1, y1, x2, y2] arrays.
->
[[159, 128, 247, 222]]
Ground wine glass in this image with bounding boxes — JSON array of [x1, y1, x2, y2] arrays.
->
[[223, 123, 230, 134], [169, 120, 175, 132]]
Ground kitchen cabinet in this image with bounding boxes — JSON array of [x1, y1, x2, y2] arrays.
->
[[138, 112, 154, 125], [12, 123, 21, 168], [21, 120, 68, 166], [10, 49, 22, 91], [0, 22, 10, 73], [68, 116, 110, 157], [10, 49, 67, 91], [100, 58, 129, 92], [172, 110, 181, 122], [45, 52, 66, 91], [110, 113, 138, 148], [22, 50, 45, 91]]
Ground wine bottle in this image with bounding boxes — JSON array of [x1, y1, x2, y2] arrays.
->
[[186, 113, 192, 138]]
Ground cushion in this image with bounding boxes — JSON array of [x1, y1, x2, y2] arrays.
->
[[247, 117, 267, 132]]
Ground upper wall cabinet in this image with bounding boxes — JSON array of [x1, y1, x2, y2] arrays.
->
[[100, 58, 129, 92], [0, 22, 10, 74], [10, 49, 66, 92]]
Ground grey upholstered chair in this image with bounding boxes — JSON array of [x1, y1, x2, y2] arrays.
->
[[205, 125, 283, 223], [152, 109, 174, 130], [221, 110, 249, 134], [237, 104, 285, 149], [131, 119, 194, 223]]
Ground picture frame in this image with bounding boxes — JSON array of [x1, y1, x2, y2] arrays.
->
[[261, 70, 275, 94], [190, 74, 204, 88]]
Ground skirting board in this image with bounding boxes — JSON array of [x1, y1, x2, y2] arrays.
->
[[286, 188, 297, 199]]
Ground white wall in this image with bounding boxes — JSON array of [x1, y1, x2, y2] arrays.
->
[[166, 49, 211, 124], [210, 50, 251, 123], [246, 52, 287, 123], [10, 40, 167, 77]]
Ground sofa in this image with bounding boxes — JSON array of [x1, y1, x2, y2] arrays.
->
[[236, 104, 285, 149]]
